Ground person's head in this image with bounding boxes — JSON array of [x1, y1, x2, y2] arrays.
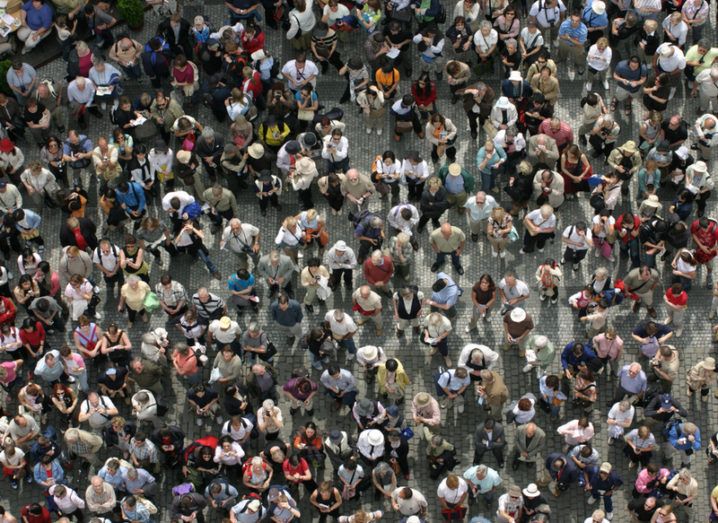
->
[[628, 362, 642, 378]]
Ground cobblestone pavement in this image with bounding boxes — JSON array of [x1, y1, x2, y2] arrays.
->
[[2, 2, 718, 522]]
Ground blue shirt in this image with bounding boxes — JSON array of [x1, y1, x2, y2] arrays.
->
[[115, 182, 147, 214], [614, 60, 647, 93], [558, 19, 588, 46], [585, 466, 623, 493], [431, 272, 460, 307], [444, 173, 465, 194], [270, 299, 303, 326], [228, 273, 254, 292], [23, 0, 53, 30], [476, 145, 506, 174], [618, 365, 648, 394], [560, 341, 597, 369], [582, 4, 608, 28]]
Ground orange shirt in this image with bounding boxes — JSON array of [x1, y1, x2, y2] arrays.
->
[[375, 68, 400, 89]]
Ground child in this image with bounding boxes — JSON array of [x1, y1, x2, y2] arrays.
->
[[535, 258, 562, 305], [664, 282, 688, 337]]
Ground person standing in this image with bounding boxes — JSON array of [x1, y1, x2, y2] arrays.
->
[[270, 293, 304, 347], [583, 462, 622, 520], [429, 222, 466, 275]]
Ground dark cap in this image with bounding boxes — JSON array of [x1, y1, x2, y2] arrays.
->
[[153, 140, 168, 153], [285, 140, 301, 154], [329, 430, 342, 442]]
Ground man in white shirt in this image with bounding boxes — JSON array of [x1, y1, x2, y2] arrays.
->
[[356, 428, 385, 464], [280, 53, 319, 91], [207, 315, 242, 353], [325, 308, 358, 359], [387, 203, 420, 239], [561, 222, 593, 271], [437, 474, 469, 511], [436, 367, 471, 410], [654, 43, 686, 99], [67, 76, 101, 126], [464, 191, 498, 243], [50, 484, 86, 517], [694, 65, 718, 112], [324, 241, 357, 290], [78, 392, 118, 430], [391, 487, 428, 519], [92, 239, 124, 291], [520, 204, 557, 254], [498, 271, 530, 313], [529, 0, 567, 46], [0, 181, 22, 215]]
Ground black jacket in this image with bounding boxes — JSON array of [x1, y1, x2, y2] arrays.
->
[[420, 187, 449, 218], [59, 217, 98, 250], [157, 17, 193, 58]]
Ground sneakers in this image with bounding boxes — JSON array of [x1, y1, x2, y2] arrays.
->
[[464, 325, 474, 333], [196, 418, 203, 426], [491, 249, 498, 258], [216, 416, 223, 425], [586, 81, 593, 91], [439, 397, 448, 409], [586, 495, 595, 504], [377, 128, 383, 136], [457, 400, 465, 414], [606, 513, 613, 521], [499, 251, 506, 258], [522, 364, 533, 373], [366, 128, 372, 134], [539, 294, 547, 301], [602, 79, 609, 90], [594, 249, 600, 258]]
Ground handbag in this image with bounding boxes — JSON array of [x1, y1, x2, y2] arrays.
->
[[258, 342, 277, 362], [508, 226, 519, 242], [208, 366, 222, 383], [143, 292, 160, 313], [297, 109, 315, 121]]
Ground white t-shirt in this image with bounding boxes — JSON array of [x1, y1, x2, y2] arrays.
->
[[437, 477, 468, 504], [586, 44, 612, 72], [520, 27, 544, 50], [607, 402, 635, 425], [498, 278, 530, 300], [473, 29, 498, 53], [562, 225, 593, 251], [0, 447, 24, 467], [208, 320, 242, 344], [591, 214, 615, 238], [92, 246, 121, 272], [80, 395, 116, 429], [325, 311, 358, 337], [655, 43, 686, 72], [528, 0, 566, 27], [526, 209, 557, 229], [497, 493, 523, 517]]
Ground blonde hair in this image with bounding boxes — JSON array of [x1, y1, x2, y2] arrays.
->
[[426, 176, 442, 189], [491, 206, 506, 221], [283, 216, 298, 229]]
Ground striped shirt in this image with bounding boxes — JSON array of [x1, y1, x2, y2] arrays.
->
[[558, 19, 587, 45], [682, 0, 709, 23], [191, 292, 225, 320]]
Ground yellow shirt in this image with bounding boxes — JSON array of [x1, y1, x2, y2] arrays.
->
[[121, 281, 150, 311]]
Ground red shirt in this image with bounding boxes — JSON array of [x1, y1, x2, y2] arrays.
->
[[282, 457, 309, 479], [21, 506, 51, 523], [615, 214, 641, 244], [690, 219, 718, 248], [242, 31, 265, 55], [665, 288, 688, 306], [72, 227, 88, 251], [363, 256, 394, 285], [20, 322, 45, 347]]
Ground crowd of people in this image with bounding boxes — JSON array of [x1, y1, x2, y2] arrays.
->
[[0, 0, 718, 520]]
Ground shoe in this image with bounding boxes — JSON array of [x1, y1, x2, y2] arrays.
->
[[579, 135, 587, 146], [537, 247, 544, 252], [305, 408, 314, 416], [196, 418, 203, 426], [586, 495, 595, 505], [346, 352, 355, 361], [375, 327, 383, 336], [211, 271, 222, 280], [471, 233, 479, 242], [573, 264, 579, 272], [628, 461, 636, 469], [444, 356, 452, 367], [606, 513, 613, 521], [457, 401, 464, 413], [577, 69, 585, 75], [702, 393, 708, 402], [594, 249, 600, 258], [305, 304, 314, 314], [647, 307, 657, 318], [25, 475, 32, 484], [430, 263, 440, 272], [586, 81, 592, 91], [396, 329, 405, 337], [465, 325, 474, 333], [455, 265, 464, 275], [632, 301, 640, 314], [499, 251, 506, 258], [491, 249, 498, 257], [522, 364, 532, 373], [519, 248, 526, 254], [289, 407, 299, 416], [512, 460, 520, 471], [440, 398, 447, 409], [67, 376, 76, 384], [539, 294, 546, 301], [550, 296, 558, 304], [287, 336, 296, 346], [100, 102, 107, 111], [376, 128, 382, 136], [366, 128, 372, 134], [10, 480, 17, 490], [603, 79, 610, 90], [216, 416, 223, 425]]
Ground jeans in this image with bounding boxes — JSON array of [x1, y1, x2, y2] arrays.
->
[[620, 238, 641, 268], [591, 491, 613, 514], [197, 248, 218, 274], [480, 170, 495, 192], [435, 251, 461, 269], [337, 337, 357, 354]]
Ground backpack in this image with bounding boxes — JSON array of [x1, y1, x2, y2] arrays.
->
[[181, 435, 219, 465], [349, 209, 375, 228], [183, 201, 203, 220]]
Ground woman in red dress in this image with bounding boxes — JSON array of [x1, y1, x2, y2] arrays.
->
[[560, 144, 592, 198]]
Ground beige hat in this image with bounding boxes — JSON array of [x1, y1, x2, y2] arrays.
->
[[643, 195, 661, 208], [621, 140, 637, 154], [510, 307, 527, 322], [534, 335, 548, 348], [600, 462, 612, 473], [248, 143, 264, 159], [508, 485, 522, 497], [176, 150, 192, 165], [415, 392, 431, 406], [448, 163, 462, 176], [660, 44, 675, 57], [359, 345, 378, 361], [704, 357, 716, 370], [334, 240, 347, 251], [496, 96, 511, 109], [218, 316, 232, 329], [592, 0, 606, 14], [262, 398, 275, 410], [523, 483, 541, 498], [366, 429, 384, 446], [692, 160, 708, 174], [247, 500, 261, 511], [295, 156, 315, 174], [508, 70, 523, 82]]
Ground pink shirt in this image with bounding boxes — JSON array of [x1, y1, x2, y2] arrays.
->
[[538, 119, 574, 148], [634, 467, 670, 494], [0, 361, 17, 385], [592, 333, 624, 360]]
